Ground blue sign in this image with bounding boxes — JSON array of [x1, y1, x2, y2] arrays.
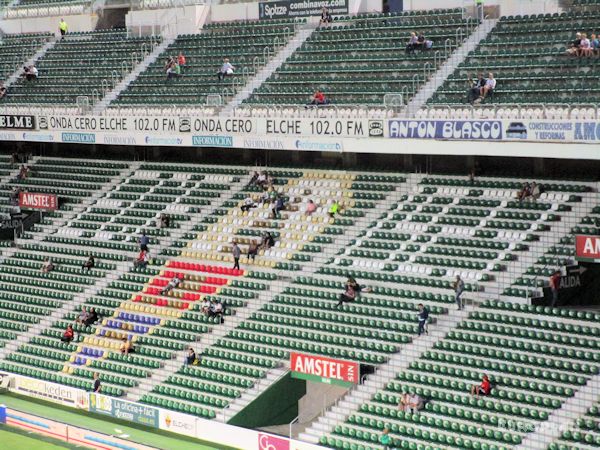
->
[[389, 120, 503, 140], [62, 132, 95, 143], [192, 135, 233, 147]]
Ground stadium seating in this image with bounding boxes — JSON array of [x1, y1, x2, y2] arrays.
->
[[113, 19, 304, 107], [2, 30, 158, 105], [430, 11, 600, 105], [0, 33, 52, 81], [550, 403, 600, 449], [245, 9, 473, 106]]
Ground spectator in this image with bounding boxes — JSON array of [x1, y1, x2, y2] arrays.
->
[[517, 182, 531, 202], [530, 182, 541, 201], [305, 199, 317, 216], [159, 213, 170, 228], [241, 196, 256, 212], [217, 58, 235, 82], [346, 276, 370, 297], [23, 65, 38, 81], [0, 82, 6, 100], [379, 428, 392, 450], [549, 270, 561, 306], [185, 347, 197, 365], [133, 249, 149, 269], [61, 324, 74, 343], [210, 299, 224, 320], [84, 307, 98, 327], [161, 274, 183, 295], [475, 72, 495, 103], [580, 33, 593, 57], [319, 7, 332, 27], [567, 32, 582, 56], [328, 200, 340, 218], [41, 257, 55, 273], [249, 171, 259, 185], [405, 32, 418, 54], [256, 171, 268, 188], [201, 298, 211, 316], [414, 31, 425, 52], [398, 392, 410, 412], [417, 303, 429, 336], [17, 164, 29, 180], [261, 231, 275, 249], [272, 195, 285, 219], [232, 241, 241, 270], [166, 61, 180, 79], [336, 280, 357, 308], [59, 18, 68, 37], [177, 52, 186, 72], [139, 232, 150, 252], [76, 307, 89, 325], [82, 255, 95, 272], [120, 337, 134, 355], [467, 73, 486, 105], [453, 275, 464, 310], [407, 392, 424, 414], [468, 167, 476, 185], [307, 89, 329, 107], [92, 372, 101, 393], [470, 374, 492, 396], [591, 34, 600, 55], [247, 241, 258, 262]]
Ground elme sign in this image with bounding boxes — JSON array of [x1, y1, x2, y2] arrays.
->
[[0, 115, 36, 130], [575, 234, 600, 263], [19, 192, 58, 211], [290, 352, 359, 387], [259, 0, 348, 19]]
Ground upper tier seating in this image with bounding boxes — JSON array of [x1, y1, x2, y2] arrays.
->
[[0, 33, 52, 81], [1, 30, 157, 105], [550, 402, 600, 449], [429, 11, 600, 105], [245, 9, 473, 106], [112, 19, 303, 107]]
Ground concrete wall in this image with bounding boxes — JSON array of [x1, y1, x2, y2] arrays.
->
[[2, 13, 98, 35], [126, 4, 208, 36]]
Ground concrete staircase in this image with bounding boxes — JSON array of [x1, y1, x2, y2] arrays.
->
[[92, 36, 177, 114], [299, 305, 475, 444], [221, 23, 317, 116], [406, 18, 497, 115]]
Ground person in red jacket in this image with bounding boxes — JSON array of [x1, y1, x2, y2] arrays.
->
[[307, 90, 329, 107], [471, 374, 492, 396], [61, 324, 74, 343]]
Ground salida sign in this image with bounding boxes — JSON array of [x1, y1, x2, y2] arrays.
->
[[576, 234, 600, 263], [18, 192, 57, 211], [290, 352, 358, 387]]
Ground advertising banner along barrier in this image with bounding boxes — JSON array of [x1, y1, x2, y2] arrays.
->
[[12, 376, 89, 409], [89, 393, 159, 428], [575, 234, 600, 263], [18, 192, 58, 211], [290, 352, 359, 387], [259, 0, 348, 19]]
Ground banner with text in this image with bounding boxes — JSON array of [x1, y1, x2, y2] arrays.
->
[[18, 192, 58, 211], [12, 376, 89, 409], [575, 234, 600, 263], [89, 393, 159, 428], [259, 0, 348, 19], [290, 352, 359, 387]]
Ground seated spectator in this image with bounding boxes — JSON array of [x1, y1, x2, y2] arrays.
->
[[530, 182, 541, 201], [566, 32, 582, 56], [0, 82, 6, 100], [591, 34, 600, 55], [133, 249, 149, 269], [92, 372, 101, 393], [17, 164, 29, 180], [256, 171, 268, 188], [307, 90, 329, 107], [249, 171, 259, 185], [201, 298, 211, 316], [467, 73, 485, 105], [336, 282, 356, 308], [41, 257, 55, 273], [407, 392, 424, 414], [161, 275, 183, 295], [217, 57, 235, 82], [120, 337, 134, 354], [22, 65, 38, 81], [471, 374, 492, 396], [82, 255, 95, 272], [398, 392, 410, 412], [61, 324, 74, 343], [247, 241, 259, 262], [272, 195, 285, 219], [319, 7, 332, 27], [415, 31, 426, 51], [328, 200, 340, 218], [166, 61, 181, 79], [159, 213, 170, 228], [405, 32, 418, 54], [261, 231, 275, 249], [417, 303, 429, 336], [84, 307, 98, 327], [580, 33, 593, 57], [475, 72, 495, 103], [178, 52, 186, 72], [346, 276, 370, 297], [517, 182, 531, 202], [241, 196, 256, 212], [305, 199, 317, 216], [209, 299, 224, 320], [186, 347, 198, 365], [76, 307, 89, 325], [379, 428, 392, 450]]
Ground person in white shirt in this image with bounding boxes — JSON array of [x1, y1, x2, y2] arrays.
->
[[217, 58, 235, 82], [241, 196, 256, 212], [476, 72, 496, 103], [201, 299, 211, 315], [407, 392, 423, 413], [161, 275, 182, 295]]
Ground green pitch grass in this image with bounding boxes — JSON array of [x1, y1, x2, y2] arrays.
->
[[0, 392, 236, 450], [0, 426, 79, 449]]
